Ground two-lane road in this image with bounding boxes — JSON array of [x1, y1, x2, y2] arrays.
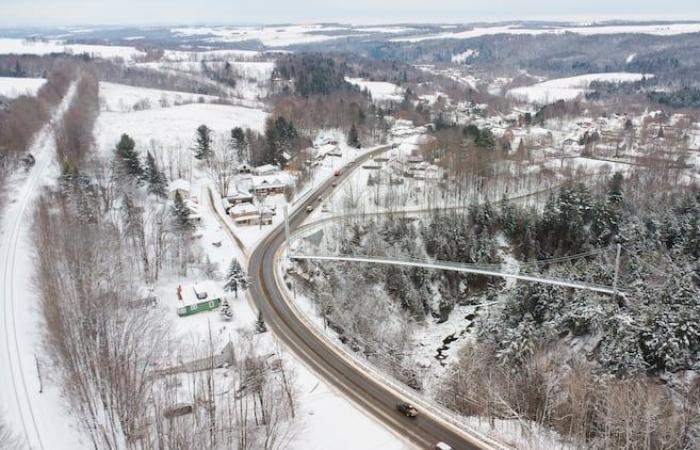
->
[[247, 146, 501, 450]]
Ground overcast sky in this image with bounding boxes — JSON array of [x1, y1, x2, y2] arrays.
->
[[2, 0, 700, 27]]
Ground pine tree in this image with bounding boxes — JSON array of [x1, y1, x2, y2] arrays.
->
[[172, 191, 193, 231], [145, 151, 168, 198], [115, 133, 144, 179], [230, 127, 247, 162], [347, 124, 361, 148], [224, 258, 249, 298], [607, 172, 624, 206], [255, 311, 267, 333], [195, 124, 213, 160]]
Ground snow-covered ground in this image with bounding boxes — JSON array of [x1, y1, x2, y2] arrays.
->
[[162, 48, 263, 62], [171, 25, 363, 47], [392, 21, 700, 42], [0, 38, 145, 60], [98, 81, 221, 112], [0, 82, 84, 450], [132, 60, 271, 106], [451, 49, 479, 64], [507, 72, 649, 104], [416, 65, 480, 91], [94, 103, 268, 152], [0, 77, 46, 98], [345, 77, 405, 102]]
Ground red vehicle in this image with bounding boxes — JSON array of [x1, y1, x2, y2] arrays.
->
[[334, 169, 342, 176]]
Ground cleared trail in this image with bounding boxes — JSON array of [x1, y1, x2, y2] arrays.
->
[[0, 81, 80, 450]]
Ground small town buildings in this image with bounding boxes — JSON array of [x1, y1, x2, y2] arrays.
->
[[227, 203, 275, 226], [176, 281, 225, 317], [228, 202, 259, 219], [252, 177, 288, 196], [226, 189, 254, 205]]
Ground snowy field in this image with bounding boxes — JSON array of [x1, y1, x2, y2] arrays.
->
[[98, 81, 221, 112], [162, 48, 263, 61], [171, 25, 363, 47], [95, 103, 268, 152], [507, 72, 649, 104], [345, 77, 405, 102], [451, 49, 479, 64], [0, 38, 145, 60], [393, 22, 700, 42], [0, 77, 45, 98]]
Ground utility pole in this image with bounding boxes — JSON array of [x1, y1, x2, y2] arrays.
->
[[612, 241, 622, 298]]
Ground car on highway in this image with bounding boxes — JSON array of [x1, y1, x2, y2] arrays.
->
[[305, 205, 313, 213], [317, 196, 323, 202], [334, 168, 342, 176], [396, 402, 418, 418], [435, 442, 453, 450], [331, 182, 336, 187]]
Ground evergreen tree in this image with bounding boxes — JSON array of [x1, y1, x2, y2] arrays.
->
[[607, 172, 624, 206], [264, 116, 298, 165], [224, 258, 249, 298], [230, 126, 247, 161], [145, 151, 168, 198], [115, 133, 144, 179], [172, 191, 193, 231], [347, 124, 361, 148], [195, 124, 213, 160]]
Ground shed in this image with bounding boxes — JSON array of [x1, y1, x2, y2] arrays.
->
[[176, 281, 225, 317]]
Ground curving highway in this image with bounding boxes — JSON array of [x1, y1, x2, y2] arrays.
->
[[246, 146, 505, 450]]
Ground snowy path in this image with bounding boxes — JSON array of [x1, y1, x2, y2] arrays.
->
[[0, 81, 84, 449]]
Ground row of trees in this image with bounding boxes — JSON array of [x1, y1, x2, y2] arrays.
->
[[54, 72, 99, 174], [0, 62, 75, 159]]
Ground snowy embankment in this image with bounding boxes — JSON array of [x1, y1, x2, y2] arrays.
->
[[0, 82, 84, 450], [507, 72, 650, 105], [0, 77, 46, 98]]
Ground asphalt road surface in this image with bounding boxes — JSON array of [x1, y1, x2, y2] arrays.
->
[[247, 146, 500, 450]]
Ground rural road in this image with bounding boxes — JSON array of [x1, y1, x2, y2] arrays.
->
[[246, 145, 503, 450]]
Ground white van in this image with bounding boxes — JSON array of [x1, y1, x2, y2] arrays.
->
[[435, 442, 453, 450]]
